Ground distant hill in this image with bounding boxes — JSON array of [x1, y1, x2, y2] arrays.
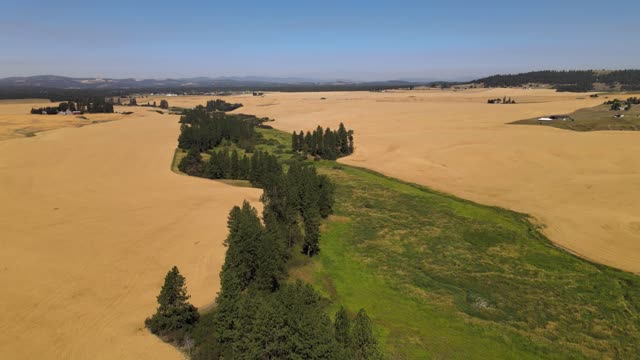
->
[[0, 75, 419, 90], [471, 70, 640, 92], [0, 75, 426, 99]]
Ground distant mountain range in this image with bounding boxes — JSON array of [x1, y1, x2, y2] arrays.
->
[[2, 70, 638, 95], [0, 75, 424, 90]]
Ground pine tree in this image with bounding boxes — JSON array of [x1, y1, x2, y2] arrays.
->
[[338, 123, 349, 155], [220, 201, 264, 295], [240, 154, 250, 179], [314, 126, 324, 156], [178, 147, 203, 176], [335, 306, 351, 346], [292, 131, 299, 152], [253, 229, 283, 292], [230, 149, 240, 179], [302, 207, 321, 256], [348, 130, 355, 154], [318, 175, 335, 218], [160, 99, 169, 109], [304, 131, 313, 154], [298, 131, 305, 152], [351, 309, 381, 360], [145, 266, 199, 338]]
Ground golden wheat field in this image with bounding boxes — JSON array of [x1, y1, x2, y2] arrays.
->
[[0, 104, 261, 359], [2, 89, 640, 359], [0, 99, 136, 141], [150, 88, 640, 273]]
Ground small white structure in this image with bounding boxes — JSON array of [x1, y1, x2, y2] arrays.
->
[[538, 117, 553, 121]]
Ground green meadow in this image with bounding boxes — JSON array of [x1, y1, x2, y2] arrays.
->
[[291, 162, 640, 359]]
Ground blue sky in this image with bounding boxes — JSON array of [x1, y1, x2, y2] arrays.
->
[[1, 0, 639, 80]]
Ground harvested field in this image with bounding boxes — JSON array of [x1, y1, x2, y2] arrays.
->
[[0, 108, 261, 359], [0, 99, 133, 141]]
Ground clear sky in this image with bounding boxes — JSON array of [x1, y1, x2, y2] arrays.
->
[[2, 0, 638, 80]]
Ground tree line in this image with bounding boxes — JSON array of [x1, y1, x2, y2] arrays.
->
[[291, 123, 354, 160], [146, 200, 381, 359], [605, 97, 639, 111], [179, 148, 279, 185], [179, 147, 333, 256], [487, 97, 516, 104], [206, 99, 243, 112], [148, 104, 380, 358], [472, 70, 640, 92], [30, 98, 114, 114]]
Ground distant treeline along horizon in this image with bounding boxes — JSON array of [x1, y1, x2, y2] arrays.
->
[[3, 69, 640, 100]]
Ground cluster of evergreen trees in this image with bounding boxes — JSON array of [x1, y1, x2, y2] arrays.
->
[[147, 103, 381, 358], [487, 97, 516, 104], [179, 148, 280, 185], [206, 99, 243, 112], [179, 147, 334, 256], [291, 123, 354, 160], [158, 152, 379, 358], [625, 97, 640, 105], [177, 106, 266, 152], [605, 97, 639, 111], [147, 201, 381, 359], [30, 98, 114, 114], [145, 266, 199, 343], [186, 200, 379, 359]]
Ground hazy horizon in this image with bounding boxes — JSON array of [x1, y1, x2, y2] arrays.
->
[[2, 0, 639, 81]]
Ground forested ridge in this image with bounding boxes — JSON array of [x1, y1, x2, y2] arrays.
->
[[473, 69, 640, 91], [148, 103, 379, 359]]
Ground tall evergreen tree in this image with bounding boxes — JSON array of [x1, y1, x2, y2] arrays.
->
[[303, 207, 321, 256], [351, 309, 381, 360], [230, 149, 240, 179], [219, 201, 265, 295], [145, 266, 199, 338], [348, 130, 355, 154], [318, 175, 335, 218], [335, 306, 351, 346], [178, 147, 203, 176], [304, 131, 313, 153], [292, 131, 300, 152]]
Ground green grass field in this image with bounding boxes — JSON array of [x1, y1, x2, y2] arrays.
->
[[511, 100, 640, 131], [290, 162, 640, 359]]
